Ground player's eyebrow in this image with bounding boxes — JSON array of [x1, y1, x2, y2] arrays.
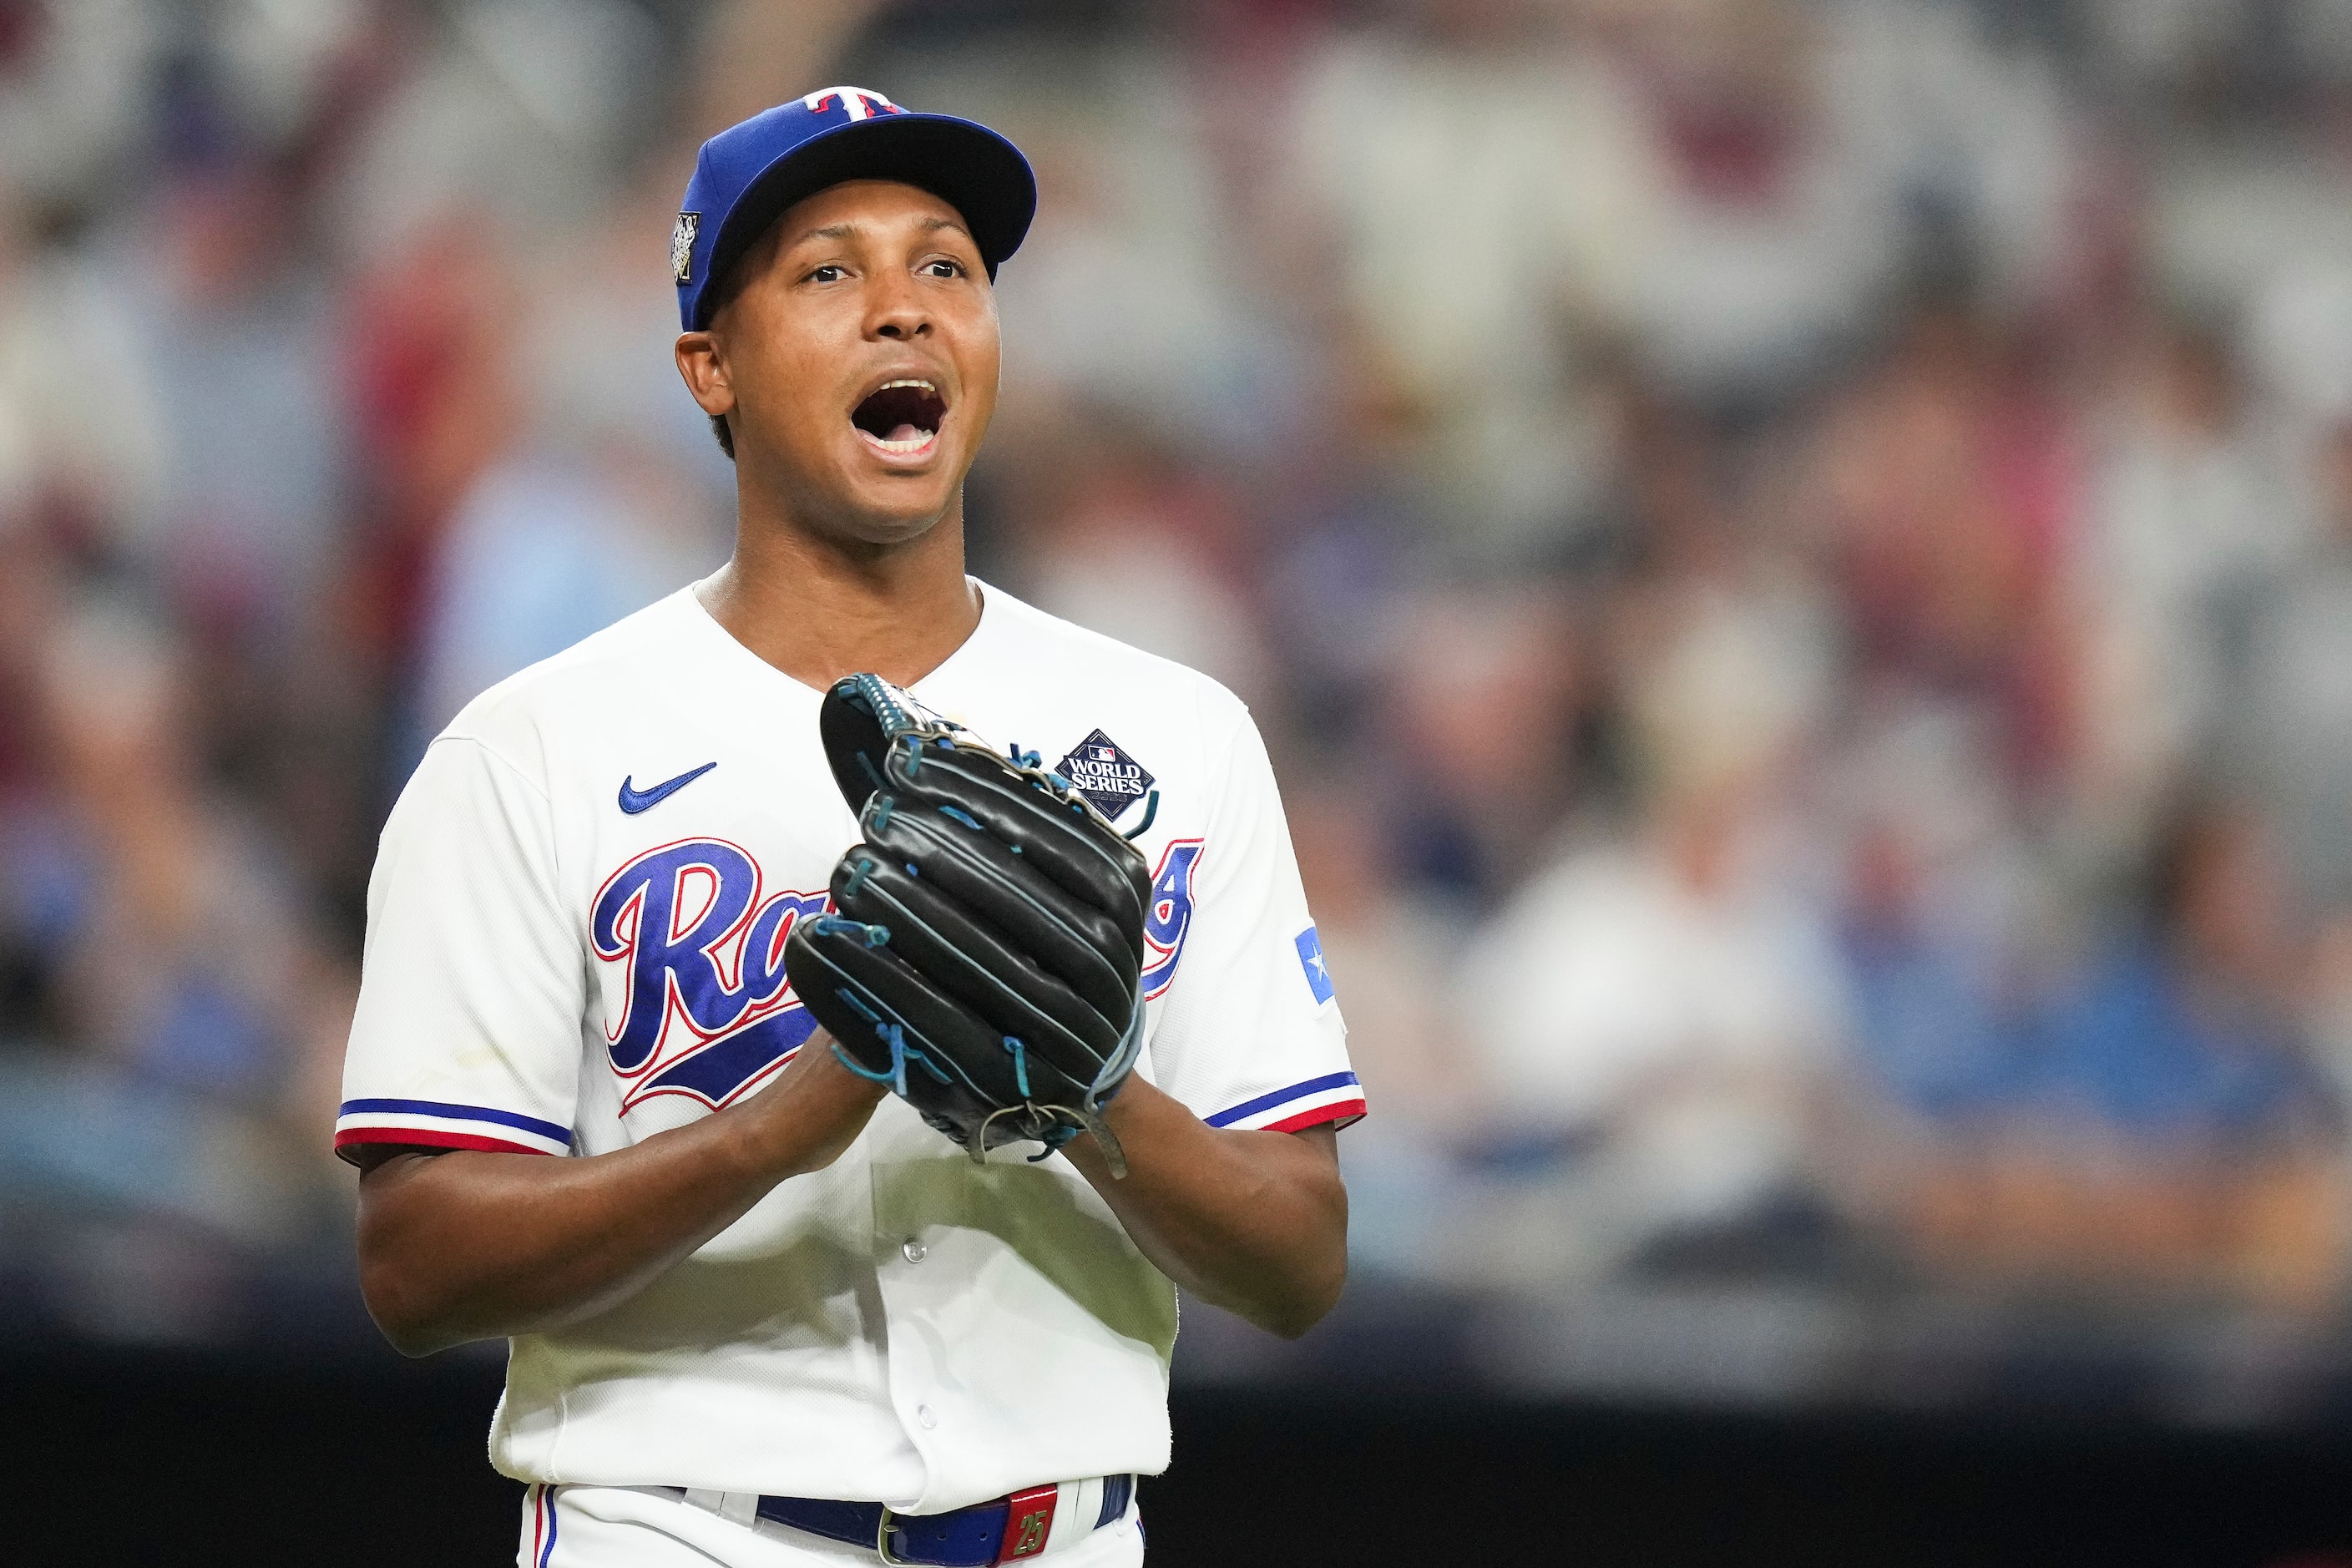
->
[[786, 215, 973, 250]]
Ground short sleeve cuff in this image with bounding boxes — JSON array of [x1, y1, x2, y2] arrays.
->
[[334, 1098, 573, 1161], [1204, 1072, 1366, 1134]]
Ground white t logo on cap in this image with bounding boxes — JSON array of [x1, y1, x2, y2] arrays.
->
[[802, 86, 898, 121]]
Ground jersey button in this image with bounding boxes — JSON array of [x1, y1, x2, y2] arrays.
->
[[902, 1238, 927, 1263], [918, 1404, 938, 1429]]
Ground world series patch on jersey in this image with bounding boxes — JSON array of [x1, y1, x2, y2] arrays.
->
[[336, 582, 1361, 1514]]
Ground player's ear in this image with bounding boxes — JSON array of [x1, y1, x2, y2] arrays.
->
[[675, 330, 736, 420]]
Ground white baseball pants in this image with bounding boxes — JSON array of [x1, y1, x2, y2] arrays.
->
[[518, 1482, 1146, 1567]]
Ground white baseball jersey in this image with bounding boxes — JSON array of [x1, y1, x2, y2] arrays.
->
[[336, 582, 1361, 1515]]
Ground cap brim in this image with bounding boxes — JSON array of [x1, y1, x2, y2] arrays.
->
[[695, 113, 1036, 329]]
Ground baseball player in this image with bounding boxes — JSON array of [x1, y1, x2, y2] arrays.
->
[[337, 87, 1363, 1567]]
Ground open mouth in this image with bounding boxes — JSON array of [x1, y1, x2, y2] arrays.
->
[[850, 378, 948, 458]]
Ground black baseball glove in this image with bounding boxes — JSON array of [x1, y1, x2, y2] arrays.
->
[[782, 674, 1156, 1174]]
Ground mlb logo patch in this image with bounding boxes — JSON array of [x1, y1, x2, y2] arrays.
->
[[1055, 728, 1155, 821], [1294, 925, 1336, 1005]]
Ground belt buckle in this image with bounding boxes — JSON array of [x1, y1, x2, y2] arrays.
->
[[875, 1488, 1059, 1566]]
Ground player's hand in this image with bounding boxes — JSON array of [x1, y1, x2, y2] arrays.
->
[[784, 673, 1152, 1169], [727, 1027, 890, 1180]]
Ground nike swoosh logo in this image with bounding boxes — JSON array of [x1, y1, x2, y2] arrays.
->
[[618, 761, 717, 815]]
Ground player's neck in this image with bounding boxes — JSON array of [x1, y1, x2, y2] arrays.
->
[[698, 498, 983, 693]]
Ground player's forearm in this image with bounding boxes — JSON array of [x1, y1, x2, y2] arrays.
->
[[355, 1042, 884, 1356], [1060, 1077, 1348, 1339]]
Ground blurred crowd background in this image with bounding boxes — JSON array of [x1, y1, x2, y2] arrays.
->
[[12, 0, 2352, 1428]]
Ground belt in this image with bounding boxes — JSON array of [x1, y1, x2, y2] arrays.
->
[[680, 1474, 1135, 1565]]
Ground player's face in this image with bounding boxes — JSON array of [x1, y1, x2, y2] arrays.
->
[[680, 180, 1000, 546]]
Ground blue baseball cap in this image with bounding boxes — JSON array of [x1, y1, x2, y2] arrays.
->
[[672, 86, 1036, 332]]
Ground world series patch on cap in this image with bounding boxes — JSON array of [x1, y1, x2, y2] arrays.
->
[[673, 85, 1037, 331]]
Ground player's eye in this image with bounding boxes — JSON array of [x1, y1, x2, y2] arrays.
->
[[921, 259, 963, 279], [807, 263, 847, 284]]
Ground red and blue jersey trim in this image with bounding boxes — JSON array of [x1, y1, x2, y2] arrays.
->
[[333, 1097, 572, 1160], [528, 1484, 559, 1567], [1206, 1071, 1365, 1134]]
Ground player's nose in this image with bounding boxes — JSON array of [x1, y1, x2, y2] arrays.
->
[[865, 274, 932, 341]]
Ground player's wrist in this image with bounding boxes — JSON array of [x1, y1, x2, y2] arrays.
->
[[726, 1034, 887, 1181]]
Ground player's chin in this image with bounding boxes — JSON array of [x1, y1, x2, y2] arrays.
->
[[827, 460, 964, 542]]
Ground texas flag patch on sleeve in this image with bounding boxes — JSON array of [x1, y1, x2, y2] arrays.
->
[[1294, 925, 1336, 1005]]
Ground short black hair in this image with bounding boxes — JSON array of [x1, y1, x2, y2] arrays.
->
[[700, 240, 765, 462]]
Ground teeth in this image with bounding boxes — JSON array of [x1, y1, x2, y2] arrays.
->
[[856, 380, 940, 455]]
